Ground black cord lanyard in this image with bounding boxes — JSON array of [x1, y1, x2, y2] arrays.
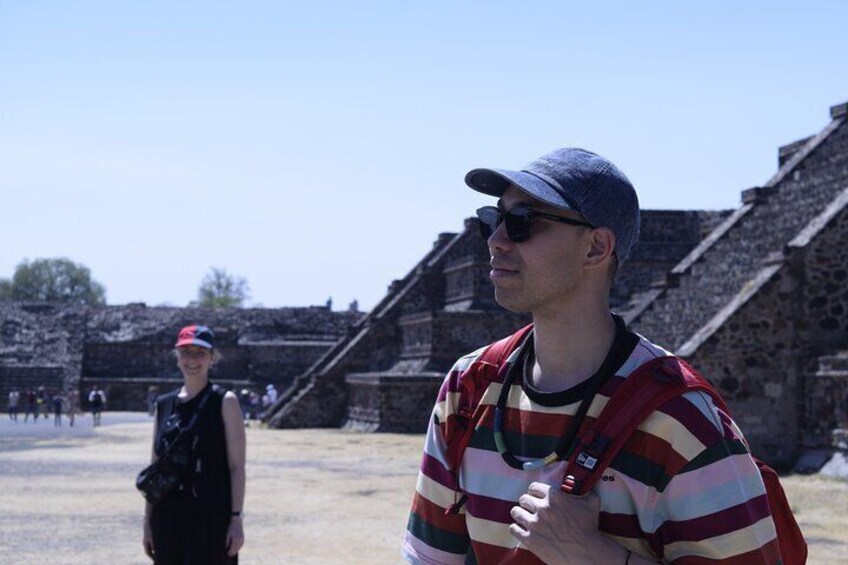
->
[[492, 331, 610, 471]]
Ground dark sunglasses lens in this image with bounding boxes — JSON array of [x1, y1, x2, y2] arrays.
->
[[504, 209, 531, 242], [476, 207, 500, 239]]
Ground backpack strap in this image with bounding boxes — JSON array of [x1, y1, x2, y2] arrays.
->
[[561, 356, 719, 496], [443, 324, 533, 514]]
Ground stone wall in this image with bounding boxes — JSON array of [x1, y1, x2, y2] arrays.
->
[[345, 374, 442, 432], [612, 210, 730, 309], [684, 263, 802, 467], [0, 302, 362, 411], [797, 192, 848, 447]]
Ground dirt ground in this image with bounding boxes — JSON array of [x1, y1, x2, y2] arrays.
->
[[0, 413, 845, 564]]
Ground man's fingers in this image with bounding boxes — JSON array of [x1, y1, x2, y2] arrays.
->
[[517, 493, 538, 512], [510, 505, 535, 528], [527, 481, 550, 498], [508, 522, 530, 541]]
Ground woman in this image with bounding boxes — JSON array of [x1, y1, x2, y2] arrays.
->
[[143, 325, 246, 564]]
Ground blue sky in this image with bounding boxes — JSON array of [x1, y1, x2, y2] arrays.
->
[[1, 1, 846, 310]]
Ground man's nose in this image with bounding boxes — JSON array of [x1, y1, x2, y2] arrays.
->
[[488, 220, 513, 253]]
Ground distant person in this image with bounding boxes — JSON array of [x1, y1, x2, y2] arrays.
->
[[66, 390, 79, 427], [265, 384, 277, 404], [143, 325, 245, 564], [88, 385, 106, 426], [8, 389, 19, 422], [37, 385, 49, 420], [239, 389, 252, 424], [248, 392, 260, 420], [24, 389, 37, 423], [52, 392, 64, 427]]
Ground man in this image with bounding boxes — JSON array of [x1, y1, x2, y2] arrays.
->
[[402, 148, 779, 564]]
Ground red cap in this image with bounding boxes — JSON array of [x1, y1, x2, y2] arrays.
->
[[175, 325, 215, 349]]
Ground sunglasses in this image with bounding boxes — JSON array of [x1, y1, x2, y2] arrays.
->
[[476, 205, 594, 243]]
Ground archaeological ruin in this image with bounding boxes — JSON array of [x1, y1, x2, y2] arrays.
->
[[0, 303, 362, 410], [2, 100, 847, 469]]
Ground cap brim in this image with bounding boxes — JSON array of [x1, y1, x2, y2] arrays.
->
[[175, 339, 213, 349], [464, 168, 576, 211]]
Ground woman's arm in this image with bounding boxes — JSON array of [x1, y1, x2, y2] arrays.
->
[[222, 391, 246, 557]]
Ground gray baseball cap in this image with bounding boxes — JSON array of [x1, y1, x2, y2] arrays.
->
[[465, 147, 640, 264]]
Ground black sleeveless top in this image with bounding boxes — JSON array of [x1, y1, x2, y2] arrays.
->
[[154, 382, 232, 514]]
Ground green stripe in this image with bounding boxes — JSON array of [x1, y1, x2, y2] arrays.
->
[[407, 511, 470, 555], [680, 438, 750, 473], [611, 450, 673, 492], [469, 424, 562, 458]]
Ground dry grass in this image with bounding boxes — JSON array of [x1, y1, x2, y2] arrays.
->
[[0, 415, 845, 564]]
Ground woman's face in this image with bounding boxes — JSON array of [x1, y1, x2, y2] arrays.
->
[[176, 345, 213, 380]]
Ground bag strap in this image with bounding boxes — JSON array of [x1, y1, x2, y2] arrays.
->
[[443, 324, 533, 515], [451, 324, 533, 451], [561, 356, 720, 495], [160, 385, 215, 459]]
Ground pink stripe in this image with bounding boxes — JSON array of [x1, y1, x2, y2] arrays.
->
[[402, 533, 466, 565]]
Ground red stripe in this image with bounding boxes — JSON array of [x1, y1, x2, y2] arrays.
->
[[420, 452, 458, 490], [599, 511, 645, 538], [483, 403, 578, 437], [411, 493, 468, 535], [624, 429, 689, 476], [437, 369, 464, 401], [465, 491, 515, 524], [656, 494, 772, 543], [473, 541, 543, 564], [669, 538, 781, 564], [659, 395, 725, 447]]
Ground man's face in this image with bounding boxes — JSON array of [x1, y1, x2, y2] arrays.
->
[[487, 186, 592, 315]]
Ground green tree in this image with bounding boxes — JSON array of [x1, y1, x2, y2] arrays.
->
[[0, 258, 106, 305], [195, 267, 250, 308]]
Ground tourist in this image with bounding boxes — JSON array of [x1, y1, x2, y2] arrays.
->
[[88, 385, 106, 426], [52, 391, 64, 427], [66, 389, 79, 427], [7, 389, 19, 422], [403, 148, 782, 563], [24, 389, 37, 423], [265, 384, 277, 404], [142, 325, 245, 564], [36, 385, 49, 419]]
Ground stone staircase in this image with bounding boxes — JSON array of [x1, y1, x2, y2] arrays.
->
[[629, 103, 848, 353]]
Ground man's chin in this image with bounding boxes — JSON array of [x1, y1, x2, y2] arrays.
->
[[494, 292, 531, 314]]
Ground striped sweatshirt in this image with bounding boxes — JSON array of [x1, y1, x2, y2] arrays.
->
[[402, 320, 780, 564]]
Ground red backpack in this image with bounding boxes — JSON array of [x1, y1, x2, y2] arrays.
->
[[445, 327, 807, 565]]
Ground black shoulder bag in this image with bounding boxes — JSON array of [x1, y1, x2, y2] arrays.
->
[[136, 386, 214, 505]]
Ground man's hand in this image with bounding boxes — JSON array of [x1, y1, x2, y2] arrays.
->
[[509, 482, 629, 564]]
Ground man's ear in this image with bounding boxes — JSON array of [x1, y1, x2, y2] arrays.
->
[[585, 227, 616, 270]]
